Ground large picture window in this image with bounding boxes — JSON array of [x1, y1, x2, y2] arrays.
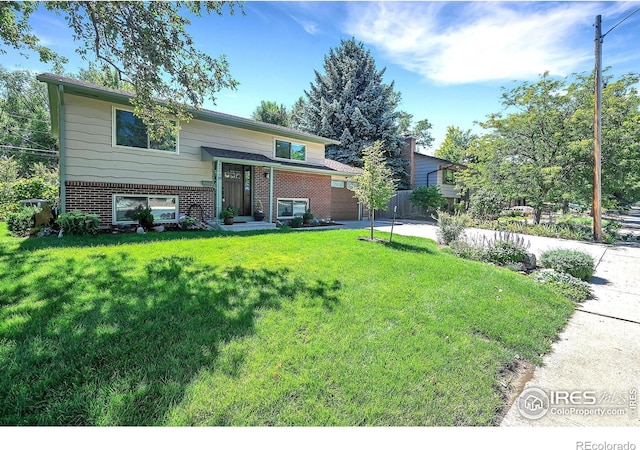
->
[[277, 198, 309, 218], [114, 108, 177, 152], [113, 195, 178, 224], [275, 140, 305, 161]]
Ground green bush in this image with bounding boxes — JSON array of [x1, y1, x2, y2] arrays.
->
[[468, 188, 504, 220], [6, 206, 40, 237], [449, 238, 486, 261], [56, 210, 100, 235], [540, 249, 594, 281], [533, 269, 591, 302], [409, 186, 445, 214], [483, 231, 530, 265], [290, 216, 304, 228], [436, 212, 470, 245]]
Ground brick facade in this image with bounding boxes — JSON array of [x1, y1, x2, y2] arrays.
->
[[252, 167, 332, 221], [65, 181, 214, 225]]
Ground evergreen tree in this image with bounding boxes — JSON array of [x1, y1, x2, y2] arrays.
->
[[298, 38, 409, 188]]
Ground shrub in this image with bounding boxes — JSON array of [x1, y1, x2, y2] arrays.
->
[[56, 210, 100, 235], [449, 238, 486, 261], [290, 216, 304, 228], [468, 188, 504, 220], [483, 231, 530, 265], [6, 206, 40, 237], [533, 269, 591, 302], [540, 249, 594, 281], [436, 212, 470, 245], [409, 186, 445, 214]]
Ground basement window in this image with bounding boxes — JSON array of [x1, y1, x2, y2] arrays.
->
[[113, 195, 178, 224]]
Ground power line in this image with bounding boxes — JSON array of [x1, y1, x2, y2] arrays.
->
[[602, 5, 640, 39], [0, 144, 59, 155], [0, 112, 52, 125]]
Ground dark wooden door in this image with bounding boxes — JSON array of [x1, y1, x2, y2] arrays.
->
[[222, 164, 252, 216]]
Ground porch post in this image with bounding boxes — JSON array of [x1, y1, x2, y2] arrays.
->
[[215, 160, 222, 221], [269, 166, 274, 223]]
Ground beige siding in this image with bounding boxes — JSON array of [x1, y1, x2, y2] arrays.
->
[[438, 169, 462, 199], [63, 94, 326, 186]]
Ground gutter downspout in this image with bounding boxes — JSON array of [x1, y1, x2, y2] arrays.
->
[[268, 167, 274, 223], [58, 84, 66, 214]]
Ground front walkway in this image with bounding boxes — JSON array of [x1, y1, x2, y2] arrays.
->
[[339, 217, 640, 426]]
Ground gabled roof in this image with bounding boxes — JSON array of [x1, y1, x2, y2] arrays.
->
[[201, 147, 361, 177], [36, 73, 340, 146]]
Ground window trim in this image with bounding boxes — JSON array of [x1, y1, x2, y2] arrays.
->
[[273, 138, 307, 162], [442, 168, 456, 185], [276, 198, 309, 219], [112, 194, 179, 225], [112, 106, 179, 154]]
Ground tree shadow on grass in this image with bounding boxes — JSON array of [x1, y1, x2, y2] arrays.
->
[[382, 240, 436, 254], [0, 253, 340, 425]]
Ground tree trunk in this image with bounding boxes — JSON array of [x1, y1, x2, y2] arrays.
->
[[369, 209, 374, 240]]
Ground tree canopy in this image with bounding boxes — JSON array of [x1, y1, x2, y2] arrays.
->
[[1, 1, 242, 140], [251, 101, 290, 127], [435, 126, 477, 164], [457, 71, 640, 222], [296, 38, 409, 188], [0, 67, 57, 176]]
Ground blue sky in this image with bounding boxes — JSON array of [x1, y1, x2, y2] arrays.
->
[[5, 1, 640, 150]]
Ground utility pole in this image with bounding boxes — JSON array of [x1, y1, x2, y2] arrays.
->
[[593, 15, 603, 242]]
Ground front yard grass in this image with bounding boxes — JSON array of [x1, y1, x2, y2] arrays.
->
[[0, 223, 574, 425]]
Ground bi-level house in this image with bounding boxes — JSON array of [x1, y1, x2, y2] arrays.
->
[[37, 74, 362, 227]]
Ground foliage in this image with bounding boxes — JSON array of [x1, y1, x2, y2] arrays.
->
[[2, 2, 242, 141], [449, 231, 530, 266], [482, 231, 530, 265], [131, 206, 154, 227], [0, 68, 58, 175], [218, 205, 238, 220], [75, 62, 134, 91], [56, 210, 100, 236], [0, 226, 574, 425], [6, 206, 39, 237], [290, 216, 304, 228], [303, 209, 314, 221], [296, 38, 409, 188], [178, 215, 199, 230], [435, 125, 477, 164], [414, 119, 435, 149], [436, 211, 470, 245], [254, 200, 264, 212], [468, 188, 504, 220], [409, 186, 444, 214], [1, 176, 58, 219], [352, 142, 397, 240], [251, 100, 290, 127], [533, 270, 591, 302], [459, 71, 640, 220], [540, 249, 595, 281]]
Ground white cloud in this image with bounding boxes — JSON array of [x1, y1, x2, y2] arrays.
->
[[343, 1, 636, 84], [290, 14, 320, 35]]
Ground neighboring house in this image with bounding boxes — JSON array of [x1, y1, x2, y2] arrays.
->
[[402, 136, 468, 209], [37, 73, 362, 226]]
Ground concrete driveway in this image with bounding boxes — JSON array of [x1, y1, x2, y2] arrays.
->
[[340, 217, 640, 426]]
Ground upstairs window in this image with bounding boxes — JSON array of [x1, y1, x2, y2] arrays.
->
[[114, 108, 177, 152], [442, 168, 455, 185], [275, 139, 305, 161]]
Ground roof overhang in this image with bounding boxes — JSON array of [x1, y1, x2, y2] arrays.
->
[[201, 147, 359, 177], [36, 73, 341, 146]]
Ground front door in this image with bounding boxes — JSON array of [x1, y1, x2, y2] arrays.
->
[[222, 163, 252, 216]]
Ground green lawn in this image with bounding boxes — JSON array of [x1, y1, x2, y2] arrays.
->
[[0, 223, 574, 425]]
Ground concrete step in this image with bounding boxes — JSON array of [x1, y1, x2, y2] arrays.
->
[[216, 220, 277, 232]]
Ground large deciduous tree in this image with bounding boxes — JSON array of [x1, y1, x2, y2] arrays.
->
[[458, 71, 640, 222], [352, 141, 397, 240], [0, 67, 57, 176], [297, 38, 409, 188], [251, 100, 290, 127], [0, 1, 242, 140], [435, 126, 477, 164]]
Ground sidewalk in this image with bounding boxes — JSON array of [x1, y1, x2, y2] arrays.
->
[[341, 218, 640, 426]]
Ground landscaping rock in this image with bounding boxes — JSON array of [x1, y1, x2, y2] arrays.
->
[[523, 252, 537, 270], [136, 226, 145, 234], [152, 225, 165, 232]]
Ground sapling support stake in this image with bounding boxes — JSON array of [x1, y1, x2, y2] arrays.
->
[[389, 205, 397, 243]]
